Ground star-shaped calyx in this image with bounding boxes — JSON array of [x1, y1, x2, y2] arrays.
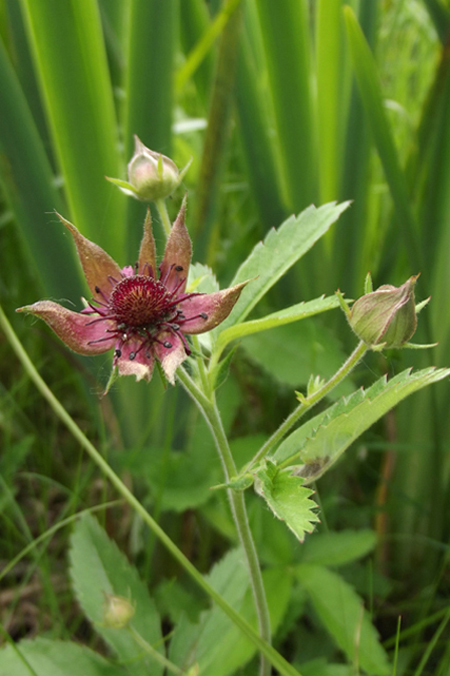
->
[[17, 201, 247, 386]]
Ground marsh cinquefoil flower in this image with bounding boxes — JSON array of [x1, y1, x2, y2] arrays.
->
[[17, 202, 246, 385]]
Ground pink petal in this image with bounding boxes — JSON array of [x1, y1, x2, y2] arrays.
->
[[138, 208, 157, 275], [159, 198, 192, 293], [115, 339, 154, 382], [55, 212, 122, 303], [16, 301, 116, 355], [178, 282, 248, 334], [153, 332, 186, 384]]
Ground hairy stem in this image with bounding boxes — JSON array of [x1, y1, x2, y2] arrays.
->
[[155, 197, 172, 236], [244, 340, 368, 472], [177, 366, 272, 676]]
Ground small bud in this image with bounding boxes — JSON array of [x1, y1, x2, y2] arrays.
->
[[107, 135, 191, 203], [348, 275, 418, 349], [102, 593, 135, 629]]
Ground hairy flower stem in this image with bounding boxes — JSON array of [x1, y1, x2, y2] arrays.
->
[[177, 367, 272, 676], [155, 197, 172, 236], [0, 306, 300, 676], [244, 340, 368, 473]]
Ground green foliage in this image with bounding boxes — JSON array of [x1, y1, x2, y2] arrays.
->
[[298, 530, 377, 568], [240, 319, 352, 393], [0, 638, 126, 676], [118, 443, 217, 513], [169, 548, 292, 675], [274, 367, 450, 479], [69, 514, 164, 676], [217, 201, 351, 334], [2, 1, 450, 674], [219, 295, 342, 344], [344, 5, 420, 272], [254, 460, 320, 542], [297, 565, 390, 676], [19, 0, 126, 258]]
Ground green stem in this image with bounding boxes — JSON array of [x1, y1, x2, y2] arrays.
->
[[244, 341, 368, 473], [1, 306, 301, 676], [155, 197, 172, 236], [177, 366, 272, 676], [191, 334, 211, 396], [127, 625, 183, 675], [0, 501, 121, 585]]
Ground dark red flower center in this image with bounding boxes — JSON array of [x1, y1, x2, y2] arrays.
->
[[110, 275, 175, 328]]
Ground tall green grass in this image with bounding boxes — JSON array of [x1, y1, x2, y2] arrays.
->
[[1, 0, 450, 672]]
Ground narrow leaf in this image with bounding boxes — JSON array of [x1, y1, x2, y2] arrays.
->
[[297, 565, 390, 675], [69, 514, 163, 676], [255, 0, 317, 211], [123, 0, 176, 255], [19, 0, 125, 258], [274, 367, 450, 480], [344, 5, 421, 273], [236, 19, 287, 230], [179, 0, 215, 105], [217, 201, 351, 333], [316, 0, 344, 203], [422, 0, 450, 43], [176, 0, 242, 94], [254, 460, 319, 542], [214, 295, 342, 357], [0, 37, 81, 300]]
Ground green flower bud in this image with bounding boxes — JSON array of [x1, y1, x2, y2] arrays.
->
[[107, 135, 191, 203], [348, 276, 418, 349], [102, 593, 135, 629]]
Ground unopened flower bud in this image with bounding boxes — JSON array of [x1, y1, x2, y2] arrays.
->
[[348, 276, 418, 349], [102, 593, 135, 629], [107, 135, 191, 203]]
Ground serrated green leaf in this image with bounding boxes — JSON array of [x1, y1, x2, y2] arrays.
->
[[254, 460, 319, 542], [69, 514, 163, 676], [216, 201, 351, 334], [296, 565, 390, 675], [169, 549, 292, 676], [298, 530, 377, 567], [273, 367, 450, 480], [0, 638, 125, 676], [214, 294, 342, 357], [188, 261, 220, 294]]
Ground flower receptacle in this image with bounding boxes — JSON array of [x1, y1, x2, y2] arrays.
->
[[346, 275, 419, 349], [107, 135, 192, 203], [102, 593, 135, 629]]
